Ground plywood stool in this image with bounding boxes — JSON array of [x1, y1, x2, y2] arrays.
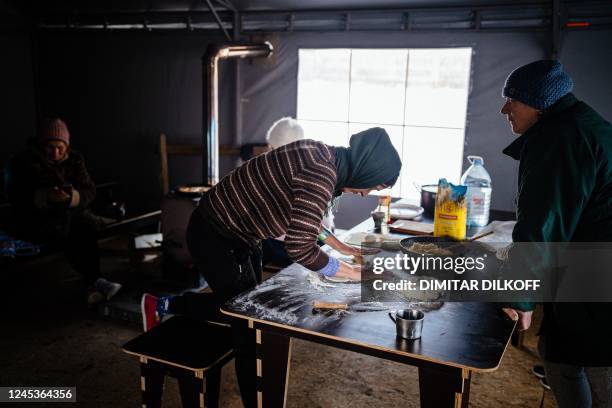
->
[[123, 316, 234, 408]]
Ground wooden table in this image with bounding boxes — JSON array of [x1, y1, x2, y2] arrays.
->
[[221, 219, 516, 408]]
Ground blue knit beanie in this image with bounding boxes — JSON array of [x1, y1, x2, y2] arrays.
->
[[502, 60, 573, 110]]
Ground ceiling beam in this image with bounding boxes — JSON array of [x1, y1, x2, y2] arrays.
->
[[33, 1, 612, 33], [551, 0, 561, 58], [213, 0, 237, 12], [203, 0, 231, 41]]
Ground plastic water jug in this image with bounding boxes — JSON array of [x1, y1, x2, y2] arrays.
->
[[460, 156, 492, 227]]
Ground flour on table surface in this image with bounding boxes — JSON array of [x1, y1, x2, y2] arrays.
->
[[229, 263, 444, 327], [307, 271, 337, 290]]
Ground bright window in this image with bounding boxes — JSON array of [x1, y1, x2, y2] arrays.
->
[[297, 48, 472, 199]]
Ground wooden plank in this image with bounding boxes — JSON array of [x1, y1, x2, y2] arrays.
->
[[166, 144, 203, 155], [389, 219, 434, 235], [313, 301, 348, 310], [164, 143, 240, 156], [220, 145, 241, 156], [159, 134, 240, 196]]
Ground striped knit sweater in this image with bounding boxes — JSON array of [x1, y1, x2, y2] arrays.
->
[[197, 139, 337, 271]]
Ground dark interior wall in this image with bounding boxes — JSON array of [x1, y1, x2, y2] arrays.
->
[[25, 26, 612, 215], [35, 31, 235, 212], [239, 29, 612, 212], [239, 31, 548, 211], [0, 14, 37, 176], [562, 29, 612, 120]]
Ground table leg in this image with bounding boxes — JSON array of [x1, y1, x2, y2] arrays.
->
[[511, 329, 525, 348], [418, 365, 471, 408], [140, 358, 166, 408], [255, 328, 292, 408], [177, 370, 203, 408], [204, 368, 222, 408]]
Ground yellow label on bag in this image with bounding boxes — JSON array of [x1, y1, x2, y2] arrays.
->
[[433, 179, 467, 240]]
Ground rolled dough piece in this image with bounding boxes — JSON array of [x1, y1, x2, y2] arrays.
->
[[324, 275, 355, 283]]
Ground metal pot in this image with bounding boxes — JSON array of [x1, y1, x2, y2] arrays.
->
[[174, 184, 211, 198], [419, 184, 438, 218]]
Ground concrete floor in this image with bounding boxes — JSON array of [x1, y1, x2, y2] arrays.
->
[[0, 241, 556, 408]]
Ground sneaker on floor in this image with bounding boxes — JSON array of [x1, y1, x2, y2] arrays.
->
[[87, 290, 105, 306], [141, 293, 161, 332], [540, 376, 551, 390], [532, 365, 546, 379], [94, 278, 122, 300]]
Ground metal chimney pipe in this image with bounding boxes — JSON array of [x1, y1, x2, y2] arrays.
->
[[202, 42, 273, 185]]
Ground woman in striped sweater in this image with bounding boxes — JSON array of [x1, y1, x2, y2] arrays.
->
[[142, 127, 401, 407]]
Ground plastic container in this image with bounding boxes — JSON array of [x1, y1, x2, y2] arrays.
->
[[377, 195, 391, 224], [460, 156, 492, 227]]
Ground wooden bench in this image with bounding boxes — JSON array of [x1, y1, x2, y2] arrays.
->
[[123, 316, 234, 408]]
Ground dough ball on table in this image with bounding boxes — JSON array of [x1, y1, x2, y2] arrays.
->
[[363, 234, 380, 245]]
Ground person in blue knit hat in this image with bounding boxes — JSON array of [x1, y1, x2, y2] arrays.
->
[[500, 60, 612, 407]]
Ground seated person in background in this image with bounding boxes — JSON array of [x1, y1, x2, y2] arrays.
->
[[5, 118, 121, 305]]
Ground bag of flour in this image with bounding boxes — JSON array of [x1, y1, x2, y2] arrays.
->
[[433, 178, 468, 240]]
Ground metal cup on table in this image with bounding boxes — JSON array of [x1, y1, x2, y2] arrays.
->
[[389, 309, 425, 340]]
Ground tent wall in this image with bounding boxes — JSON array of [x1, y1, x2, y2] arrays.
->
[[35, 32, 236, 212], [11, 25, 612, 213], [239, 29, 612, 211], [562, 30, 612, 119], [0, 30, 37, 169], [239, 31, 546, 211]]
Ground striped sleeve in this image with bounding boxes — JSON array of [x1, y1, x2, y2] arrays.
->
[[285, 155, 336, 270]]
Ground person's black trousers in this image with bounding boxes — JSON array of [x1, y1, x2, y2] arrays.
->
[[63, 214, 101, 285], [176, 211, 264, 408], [14, 212, 101, 285], [262, 238, 293, 269]]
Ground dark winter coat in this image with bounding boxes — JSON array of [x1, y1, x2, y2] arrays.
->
[[5, 140, 96, 240], [503, 93, 612, 366]]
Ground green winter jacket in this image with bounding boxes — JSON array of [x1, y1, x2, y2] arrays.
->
[[502, 93, 612, 365]]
